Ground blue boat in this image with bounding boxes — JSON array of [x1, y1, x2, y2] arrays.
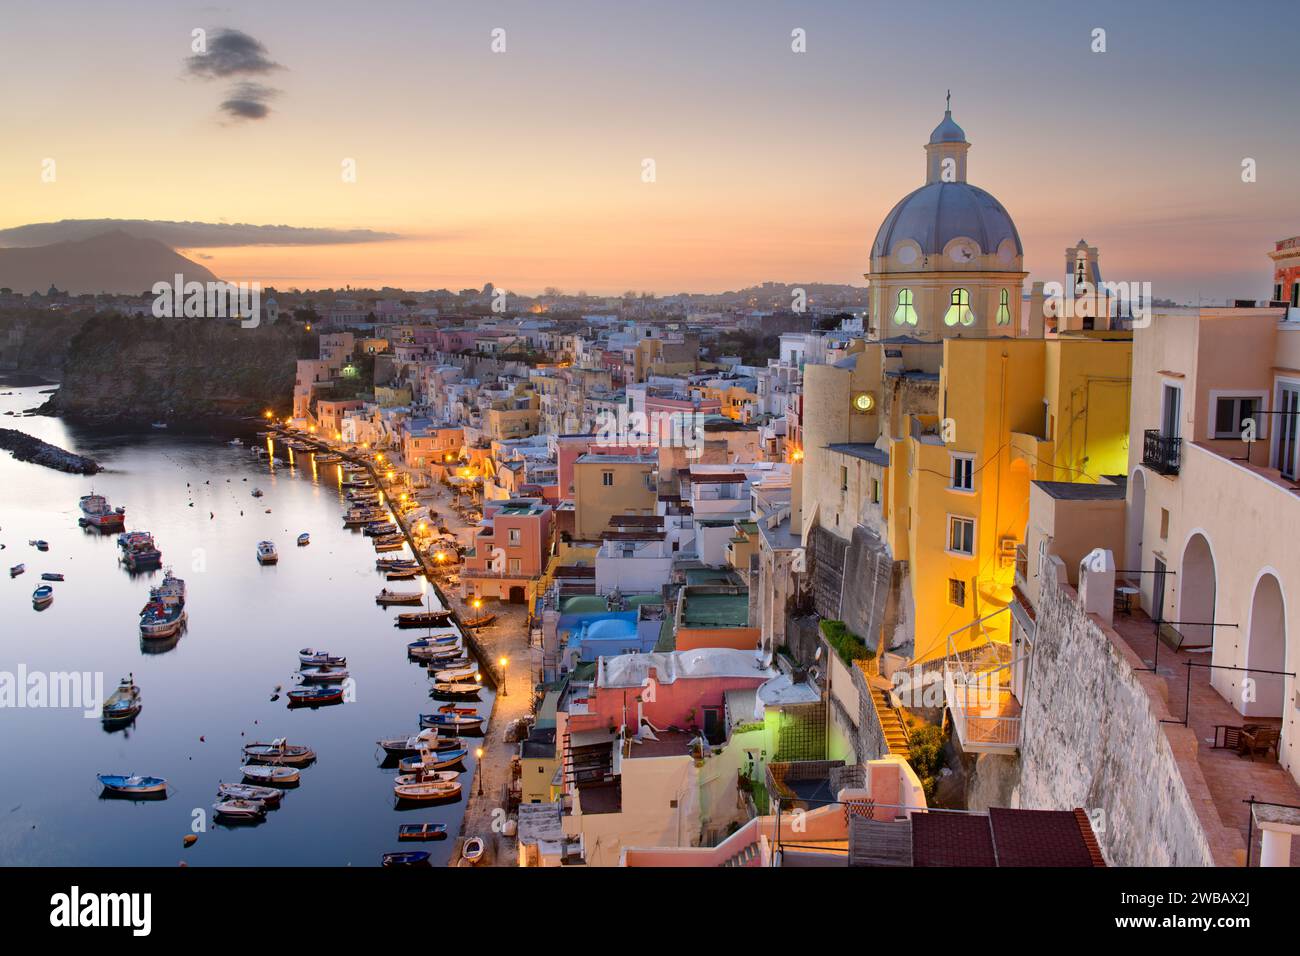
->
[[97, 773, 167, 797], [382, 850, 431, 867], [32, 585, 54, 609], [419, 712, 484, 734]]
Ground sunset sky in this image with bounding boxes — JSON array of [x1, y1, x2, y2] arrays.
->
[[2, 0, 1297, 300]]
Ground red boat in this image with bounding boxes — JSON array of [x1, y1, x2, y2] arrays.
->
[[80, 493, 125, 530]]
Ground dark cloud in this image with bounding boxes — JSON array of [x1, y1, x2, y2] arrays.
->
[[219, 81, 278, 121], [187, 28, 281, 79], [0, 220, 403, 249]]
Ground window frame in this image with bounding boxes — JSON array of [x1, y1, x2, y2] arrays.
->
[[893, 288, 918, 326], [947, 514, 976, 557], [995, 287, 1011, 325], [949, 452, 975, 493], [944, 288, 975, 327], [1208, 389, 1267, 440]]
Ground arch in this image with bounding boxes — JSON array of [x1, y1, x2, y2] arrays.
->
[[1126, 468, 1146, 583], [944, 288, 975, 326], [893, 288, 917, 326], [1177, 531, 1217, 649], [1243, 572, 1287, 718], [996, 288, 1011, 325], [508, 585, 527, 604]]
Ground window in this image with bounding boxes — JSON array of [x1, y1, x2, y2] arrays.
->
[[508, 558, 521, 574], [948, 515, 975, 555], [893, 289, 918, 326], [871, 478, 881, 504], [950, 454, 974, 491], [948, 578, 966, 607], [996, 288, 1011, 325], [1161, 384, 1181, 439], [601, 470, 614, 486], [1213, 396, 1260, 439], [1159, 508, 1169, 541], [840, 465, 848, 492], [944, 288, 975, 326], [508, 528, 521, 546]]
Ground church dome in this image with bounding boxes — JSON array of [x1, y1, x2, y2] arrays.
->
[[928, 110, 966, 144], [871, 181, 1022, 259]]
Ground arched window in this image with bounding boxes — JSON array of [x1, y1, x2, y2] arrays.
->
[[893, 288, 917, 326], [996, 288, 1011, 325], [944, 288, 974, 326]]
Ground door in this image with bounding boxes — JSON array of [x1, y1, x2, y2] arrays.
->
[[1275, 383, 1300, 480], [1152, 556, 1167, 625], [1161, 385, 1181, 439]]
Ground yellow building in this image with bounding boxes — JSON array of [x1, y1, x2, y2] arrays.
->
[[798, 105, 1132, 664], [572, 454, 658, 539]]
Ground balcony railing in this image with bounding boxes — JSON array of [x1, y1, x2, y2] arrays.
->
[[1014, 544, 1028, 589], [1142, 429, 1181, 476]]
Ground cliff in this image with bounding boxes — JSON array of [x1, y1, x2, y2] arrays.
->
[[44, 314, 314, 425]]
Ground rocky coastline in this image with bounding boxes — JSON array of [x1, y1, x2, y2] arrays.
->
[[0, 428, 100, 474]]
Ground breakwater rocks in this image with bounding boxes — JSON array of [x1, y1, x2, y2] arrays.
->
[[0, 428, 100, 474]]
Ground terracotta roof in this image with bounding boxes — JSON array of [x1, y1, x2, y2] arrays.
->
[[911, 813, 997, 867], [989, 807, 1102, 867]]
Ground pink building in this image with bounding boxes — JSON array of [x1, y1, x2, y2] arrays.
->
[[463, 497, 553, 604]]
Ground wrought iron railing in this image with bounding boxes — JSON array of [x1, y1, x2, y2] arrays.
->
[[1142, 429, 1181, 475]]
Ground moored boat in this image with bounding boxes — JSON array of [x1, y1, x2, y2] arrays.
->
[[40, 572, 64, 581], [381, 850, 431, 867], [97, 773, 167, 797], [397, 822, 448, 842], [377, 728, 462, 756], [397, 748, 469, 774], [461, 836, 485, 865], [298, 648, 346, 666], [431, 681, 482, 699], [118, 531, 162, 570], [9, 564, 24, 578], [240, 764, 300, 785], [213, 799, 266, 822], [32, 584, 54, 609], [376, 589, 424, 606], [101, 675, 142, 723], [242, 739, 315, 765], [298, 664, 350, 684], [79, 493, 126, 530], [393, 777, 462, 802], [138, 569, 186, 639], [287, 686, 344, 707], [216, 782, 283, 805], [297, 532, 310, 546], [434, 664, 478, 683], [393, 770, 460, 787], [256, 540, 278, 565], [419, 712, 484, 734]]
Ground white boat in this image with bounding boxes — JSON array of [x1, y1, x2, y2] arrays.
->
[[393, 770, 460, 787], [378, 728, 442, 756], [9, 564, 25, 578], [299, 648, 346, 666], [434, 664, 478, 683], [394, 779, 462, 802], [216, 782, 282, 805], [151, 422, 167, 429], [256, 540, 278, 565], [298, 664, 350, 683], [213, 799, 265, 821], [376, 589, 423, 606], [398, 747, 469, 774], [461, 836, 485, 864], [228, 438, 243, 447], [297, 532, 310, 546], [98, 773, 167, 796], [79, 493, 126, 530], [240, 764, 300, 785]]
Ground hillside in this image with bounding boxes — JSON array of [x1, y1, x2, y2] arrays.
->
[[0, 229, 220, 295]]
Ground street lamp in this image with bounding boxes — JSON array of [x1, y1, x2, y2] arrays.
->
[[475, 747, 484, 795], [499, 656, 509, 696]]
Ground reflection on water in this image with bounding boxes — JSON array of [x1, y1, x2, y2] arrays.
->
[[0, 381, 489, 866]]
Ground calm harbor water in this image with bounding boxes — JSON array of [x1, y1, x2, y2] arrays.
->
[[0, 380, 489, 866]]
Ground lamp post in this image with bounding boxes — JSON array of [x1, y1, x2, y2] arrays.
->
[[499, 656, 509, 696], [475, 747, 484, 795]]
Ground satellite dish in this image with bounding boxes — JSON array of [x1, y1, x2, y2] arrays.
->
[[814, 646, 823, 662]]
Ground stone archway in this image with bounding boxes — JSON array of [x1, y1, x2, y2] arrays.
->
[[1243, 573, 1287, 718], [1126, 469, 1146, 584], [1178, 532, 1216, 649]]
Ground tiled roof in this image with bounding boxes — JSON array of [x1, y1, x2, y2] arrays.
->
[[911, 813, 997, 867], [989, 807, 1102, 867]]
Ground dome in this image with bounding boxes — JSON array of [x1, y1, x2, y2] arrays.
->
[[871, 181, 1023, 260], [929, 109, 965, 144]]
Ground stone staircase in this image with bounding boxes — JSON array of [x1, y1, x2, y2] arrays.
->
[[721, 841, 761, 867], [871, 686, 910, 757]]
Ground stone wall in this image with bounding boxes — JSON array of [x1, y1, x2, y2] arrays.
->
[[1011, 569, 1222, 867]]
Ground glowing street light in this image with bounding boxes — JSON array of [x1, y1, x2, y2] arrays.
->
[[475, 747, 484, 795], [499, 656, 509, 697]]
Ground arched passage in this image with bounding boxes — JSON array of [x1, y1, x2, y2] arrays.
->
[[1178, 532, 1217, 649], [1243, 573, 1287, 718]]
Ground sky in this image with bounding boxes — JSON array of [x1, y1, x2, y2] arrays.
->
[[1, 0, 1297, 300]]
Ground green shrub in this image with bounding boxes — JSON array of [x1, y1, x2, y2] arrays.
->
[[819, 619, 874, 666], [907, 724, 947, 800]]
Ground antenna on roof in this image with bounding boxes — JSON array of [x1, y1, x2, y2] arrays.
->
[[946, 89, 951, 112]]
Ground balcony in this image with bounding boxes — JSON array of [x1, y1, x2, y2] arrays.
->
[[1142, 429, 1181, 476]]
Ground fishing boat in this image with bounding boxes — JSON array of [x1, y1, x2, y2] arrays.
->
[[394, 777, 462, 802], [40, 572, 64, 581], [461, 837, 485, 864], [385, 567, 422, 582], [393, 770, 460, 787], [394, 609, 454, 629], [97, 773, 167, 797], [297, 532, 310, 546], [117, 531, 162, 570], [139, 569, 186, 639], [251, 487, 264, 498], [287, 686, 344, 707], [397, 748, 469, 774], [32, 584, 54, 609], [79, 493, 126, 530], [213, 799, 265, 822], [31, 539, 49, 552], [101, 675, 142, 723], [463, 613, 497, 629], [256, 540, 278, 565], [9, 564, 24, 578], [240, 764, 300, 785], [216, 782, 283, 805], [373, 537, 406, 553], [314, 453, 342, 464], [434, 664, 478, 683], [298, 648, 346, 666], [376, 589, 423, 606], [408, 642, 465, 662], [378, 557, 420, 571], [242, 739, 315, 765], [431, 681, 482, 699], [397, 822, 448, 842], [298, 664, 350, 683], [228, 438, 243, 447], [381, 850, 432, 867], [406, 630, 460, 648], [377, 728, 462, 757], [419, 712, 484, 734]]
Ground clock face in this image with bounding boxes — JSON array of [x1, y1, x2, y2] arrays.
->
[[950, 242, 977, 263], [853, 392, 875, 413]]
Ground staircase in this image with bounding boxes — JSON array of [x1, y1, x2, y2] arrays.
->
[[871, 687, 910, 757], [721, 841, 761, 867]]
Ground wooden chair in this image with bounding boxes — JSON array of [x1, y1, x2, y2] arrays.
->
[[1240, 725, 1281, 761]]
